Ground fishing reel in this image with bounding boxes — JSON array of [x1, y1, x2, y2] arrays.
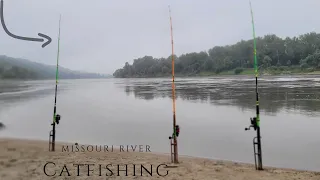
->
[[52, 114, 61, 125], [169, 125, 180, 139], [55, 114, 61, 124], [245, 117, 258, 131]]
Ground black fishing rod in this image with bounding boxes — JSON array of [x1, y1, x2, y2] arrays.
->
[[244, 1, 263, 170], [49, 15, 62, 152]]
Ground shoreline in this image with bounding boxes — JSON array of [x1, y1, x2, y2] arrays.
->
[[0, 138, 319, 179], [1, 137, 320, 172], [112, 71, 320, 78], [1, 73, 319, 80]]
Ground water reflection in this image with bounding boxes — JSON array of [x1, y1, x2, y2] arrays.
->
[[0, 80, 70, 112], [117, 76, 320, 116]]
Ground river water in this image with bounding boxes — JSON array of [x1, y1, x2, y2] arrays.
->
[[0, 75, 319, 171]]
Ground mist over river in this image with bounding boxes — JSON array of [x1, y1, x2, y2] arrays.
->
[[0, 75, 319, 171]]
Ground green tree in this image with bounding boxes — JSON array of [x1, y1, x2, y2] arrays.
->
[[113, 31, 320, 78]]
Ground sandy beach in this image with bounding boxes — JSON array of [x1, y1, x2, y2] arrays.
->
[[0, 138, 319, 180]]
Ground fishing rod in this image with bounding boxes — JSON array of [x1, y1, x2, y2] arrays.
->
[[244, 1, 263, 170], [49, 15, 62, 152], [167, 6, 179, 164]]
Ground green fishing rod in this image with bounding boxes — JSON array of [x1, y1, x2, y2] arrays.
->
[[244, 1, 263, 170], [49, 15, 62, 152]]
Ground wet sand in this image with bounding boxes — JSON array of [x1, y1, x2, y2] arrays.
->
[[0, 138, 319, 180]]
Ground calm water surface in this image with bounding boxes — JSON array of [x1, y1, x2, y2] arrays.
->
[[0, 75, 319, 171]]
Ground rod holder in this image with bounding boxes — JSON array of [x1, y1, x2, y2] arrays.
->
[[245, 117, 263, 170], [49, 130, 53, 151], [49, 114, 61, 152], [168, 133, 178, 164], [168, 136, 173, 163]]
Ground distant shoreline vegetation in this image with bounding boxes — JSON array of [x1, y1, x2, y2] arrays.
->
[[0, 55, 111, 80], [113, 32, 320, 78]]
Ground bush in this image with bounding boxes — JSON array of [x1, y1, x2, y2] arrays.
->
[[215, 68, 222, 74], [269, 66, 277, 71], [234, 68, 244, 74], [306, 67, 315, 72], [300, 63, 309, 69]]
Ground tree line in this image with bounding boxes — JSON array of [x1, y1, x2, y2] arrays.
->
[[0, 55, 110, 80], [0, 65, 38, 79], [113, 32, 320, 78]]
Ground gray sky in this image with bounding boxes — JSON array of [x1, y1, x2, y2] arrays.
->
[[0, 0, 320, 74]]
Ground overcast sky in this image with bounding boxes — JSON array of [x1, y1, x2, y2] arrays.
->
[[0, 0, 319, 74]]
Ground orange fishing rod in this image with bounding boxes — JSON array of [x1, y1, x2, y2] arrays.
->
[[168, 5, 179, 164]]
